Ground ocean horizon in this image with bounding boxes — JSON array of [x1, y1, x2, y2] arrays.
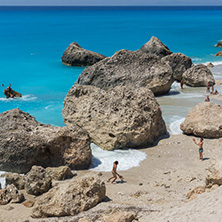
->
[[0, 5, 222, 127]]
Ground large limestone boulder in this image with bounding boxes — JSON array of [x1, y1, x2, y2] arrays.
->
[[0, 184, 24, 205], [24, 166, 52, 196], [180, 102, 222, 138], [32, 175, 106, 218], [206, 161, 222, 188], [77, 49, 173, 96], [216, 41, 222, 47], [63, 84, 166, 151], [140, 36, 172, 58], [0, 108, 91, 173], [61, 42, 106, 66], [182, 64, 215, 87], [162, 53, 193, 81]]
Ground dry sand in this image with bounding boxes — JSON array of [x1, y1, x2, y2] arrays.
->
[[1, 134, 222, 221]]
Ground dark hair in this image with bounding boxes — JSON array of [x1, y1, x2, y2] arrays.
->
[[114, 161, 118, 165], [200, 138, 203, 141]]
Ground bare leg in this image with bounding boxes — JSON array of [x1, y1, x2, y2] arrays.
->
[[111, 176, 117, 184], [107, 176, 114, 182], [199, 152, 203, 161]]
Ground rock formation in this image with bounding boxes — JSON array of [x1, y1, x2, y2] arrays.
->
[[45, 166, 73, 181], [61, 42, 106, 66], [215, 51, 222, 56], [216, 41, 222, 47], [182, 64, 215, 87], [206, 161, 222, 188], [180, 102, 222, 138], [77, 49, 173, 96], [140, 36, 172, 58], [0, 184, 24, 205], [161, 53, 193, 81], [2, 173, 25, 190], [207, 62, 214, 68], [32, 175, 106, 218], [0, 108, 91, 173], [63, 84, 166, 150], [24, 166, 52, 196]]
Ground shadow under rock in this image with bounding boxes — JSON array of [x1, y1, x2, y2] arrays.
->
[[89, 155, 102, 169]]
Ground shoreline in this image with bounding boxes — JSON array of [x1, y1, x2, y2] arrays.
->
[[1, 133, 221, 221]]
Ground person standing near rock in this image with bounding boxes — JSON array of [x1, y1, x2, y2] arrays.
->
[[193, 138, 204, 161], [107, 161, 123, 183], [180, 79, 184, 89]]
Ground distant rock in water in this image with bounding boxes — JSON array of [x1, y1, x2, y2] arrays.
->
[[140, 36, 172, 58], [182, 64, 215, 87], [216, 41, 222, 47], [180, 102, 222, 138], [61, 42, 106, 66], [0, 108, 91, 173], [207, 62, 214, 68], [162, 53, 193, 81], [3, 89, 22, 99], [77, 49, 173, 96], [215, 51, 222, 56], [63, 84, 166, 151]]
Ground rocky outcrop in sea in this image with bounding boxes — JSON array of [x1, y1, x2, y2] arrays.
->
[[0, 108, 91, 173], [61, 42, 106, 66], [162, 53, 193, 81], [140, 36, 172, 58], [63, 84, 166, 150], [216, 41, 222, 47], [77, 49, 174, 96], [182, 64, 215, 87]]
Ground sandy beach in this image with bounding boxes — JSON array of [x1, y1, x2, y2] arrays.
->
[[1, 133, 221, 221]]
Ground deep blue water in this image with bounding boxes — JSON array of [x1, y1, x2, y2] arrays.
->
[[0, 6, 222, 126]]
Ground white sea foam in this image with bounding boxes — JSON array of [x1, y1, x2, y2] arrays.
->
[[169, 117, 185, 135], [0, 95, 37, 102], [89, 143, 147, 172], [202, 61, 222, 66], [0, 171, 6, 189]]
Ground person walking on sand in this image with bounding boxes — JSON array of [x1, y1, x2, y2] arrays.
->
[[193, 138, 204, 161], [107, 161, 123, 183]]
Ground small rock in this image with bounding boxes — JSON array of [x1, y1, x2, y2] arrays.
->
[[215, 51, 222, 56], [139, 183, 143, 186], [23, 200, 35, 208]]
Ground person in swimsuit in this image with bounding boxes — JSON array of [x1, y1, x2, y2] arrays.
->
[[107, 161, 123, 183], [193, 138, 204, 161]]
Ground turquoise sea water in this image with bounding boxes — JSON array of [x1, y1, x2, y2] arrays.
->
[[0, 6, 222, 126]]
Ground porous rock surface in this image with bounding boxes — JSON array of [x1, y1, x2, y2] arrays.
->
[[3, 173, 25, 190], [206, 161, 222, 188], [77, 49, 173, 96], [61, 42, 106, 66], [63, 84, 166, 150], [0, 184, 24, 205], [0, 108, 91, 173], [182, 64, 215, 87], [24, 166, 52, 196], [162, 53, 193, 81], [140, 36, 172, 58], [31, 175, 106, 218], [180, 102, 222, 138], [45, 166, 73, 181]]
